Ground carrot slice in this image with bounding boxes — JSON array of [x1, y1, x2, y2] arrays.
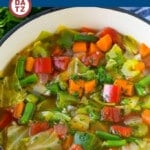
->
[[25, 57, 35, 72], [88, 43, 99, 55], [13, 101, 25, 119], [142, 109, 150, 125], [114, 79, 134, 96], [62, 135, 73, 149], [139, 43, 150, 58], [72, 42, 87, 53], [69, 80, 84, 97], [134, 61, 145, 72], [84, 80, 96, 94], [96, 34, 112, 52]]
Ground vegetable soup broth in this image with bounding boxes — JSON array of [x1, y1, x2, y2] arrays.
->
[[1, 26, 150, 150]]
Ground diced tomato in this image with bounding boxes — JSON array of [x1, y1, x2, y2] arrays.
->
[[52, 46, 63, 56], [69, 144, 83, 150], [53, 124, 68, 139], [0, 109, 12, 130], [34, 57, 53, 74], [99, 27, 123, 49], [101, 106, 122, 123], [103, 84, 121, 103], [52, 56, 71, 71], [81, 51, 104, 67], [110, 125, 132, 137], [29, 122, 50, 136]]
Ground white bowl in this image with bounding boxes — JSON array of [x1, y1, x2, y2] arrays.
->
[[0, 7, 150, 71]]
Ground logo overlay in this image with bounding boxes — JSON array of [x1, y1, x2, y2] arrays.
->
[[9, 0, 32, 18]]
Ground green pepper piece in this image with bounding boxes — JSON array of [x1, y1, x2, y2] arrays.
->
[[102, 139, 127, 147], [19, 102, 35, 124], [74, 132, 96, 150], [74, 33, 98, 42], [20, 74, 38, 87], [96, 130, 121, 140], [16, 56, 26, 79]]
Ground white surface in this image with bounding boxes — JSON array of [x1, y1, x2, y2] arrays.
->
[[0, 7, 150, 70]]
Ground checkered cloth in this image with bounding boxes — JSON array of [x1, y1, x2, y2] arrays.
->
[[121, 7, 150, 21]]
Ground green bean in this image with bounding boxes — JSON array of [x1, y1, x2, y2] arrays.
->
[[102, 139, 127, 147], [138, 75, 150, 87], [19, 102, 35, 124], [74, 33, 98, 42], [96, 130, 121, 140], [16, 56, 26, 79], [135, 75, 150, 96], [20, 74, 38, 87], [126, 137, 139, 143], [135, 83, 147, 96]]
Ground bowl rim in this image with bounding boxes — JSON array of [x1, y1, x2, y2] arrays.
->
[[0, 7, 150, 46]]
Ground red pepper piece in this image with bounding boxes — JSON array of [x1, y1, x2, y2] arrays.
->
[[110, 125, 132, 138], [34, 57, 53, 74], [99, 27, 123, 49], [52, 56, 70, 71], [0, 109, 12, 130], [53, 124, 68, 139], [103, 84, 121, 103], [101, 106, 122, 123], [29, 121, 50, 136]]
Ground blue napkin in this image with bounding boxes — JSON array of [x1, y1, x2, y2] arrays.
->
[[121, 7, 150, 21]]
